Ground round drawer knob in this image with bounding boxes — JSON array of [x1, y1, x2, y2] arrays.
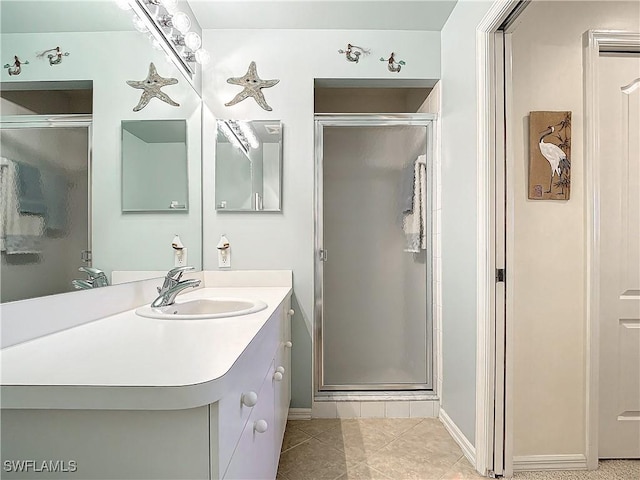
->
[[241, 391, 258, 407], [273, 371, 283, 382], [254, 419, 268, 433], [285, 341, 293, 348], [288, 309, 295, 316], [276, 366, 285, 374]]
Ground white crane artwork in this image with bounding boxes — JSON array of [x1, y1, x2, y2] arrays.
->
[[539, 125, 567, 194]]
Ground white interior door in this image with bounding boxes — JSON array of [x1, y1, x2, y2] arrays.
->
[[598, 53, 640, 459]]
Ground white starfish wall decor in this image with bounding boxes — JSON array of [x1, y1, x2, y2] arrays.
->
[[225, 61, 279, 111], [126, 63, 180, 112]]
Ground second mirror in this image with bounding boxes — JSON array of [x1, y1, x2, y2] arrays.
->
[[215, 120, 282, 212], [122, 120, 189, 213]]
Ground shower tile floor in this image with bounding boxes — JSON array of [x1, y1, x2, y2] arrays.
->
[[277, 417, 483, 480]]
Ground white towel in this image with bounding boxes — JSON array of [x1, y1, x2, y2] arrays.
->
[[0, 157, 44, 254], [403, 155, 427, 253]]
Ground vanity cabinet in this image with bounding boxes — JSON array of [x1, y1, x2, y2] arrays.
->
[[1, 291, 292, 480], [219, 296, 292, 480]]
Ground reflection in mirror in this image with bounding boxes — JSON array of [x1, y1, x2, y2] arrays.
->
[[0, 0, 203, 303], [122, 120, 188, 212], [0, 114, 90, 303], [215, 120, 283, 211]]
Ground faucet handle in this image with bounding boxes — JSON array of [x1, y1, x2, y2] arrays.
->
[[167, 265, 195, 281], [78, 266, 104, 278]]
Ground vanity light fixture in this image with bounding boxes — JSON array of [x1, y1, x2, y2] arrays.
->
[[236, 121, 260, 149], [218, 120, 249, 155], [122, 0, 210, 85]]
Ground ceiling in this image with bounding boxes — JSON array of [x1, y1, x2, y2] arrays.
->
[[1, 1, 457, 34], [0, 1, 134, 34], [190, 0, 458, 31]]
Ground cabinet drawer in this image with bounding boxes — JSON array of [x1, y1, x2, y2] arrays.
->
[[223, 361, 277, 480], [217, 305, 282, 474]]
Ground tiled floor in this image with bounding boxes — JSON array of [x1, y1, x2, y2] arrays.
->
[[277, 418, 483, 480]]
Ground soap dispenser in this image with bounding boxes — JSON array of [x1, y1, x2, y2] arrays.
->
[[217, 234, 230, 268]]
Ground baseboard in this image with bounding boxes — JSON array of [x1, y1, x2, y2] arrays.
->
[[439, 408, 476, 466], [513, 454, 588, 471], [288, 408, 312, 420]]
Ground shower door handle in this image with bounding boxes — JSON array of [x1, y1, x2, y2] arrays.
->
[[319, 249, 328, 262]]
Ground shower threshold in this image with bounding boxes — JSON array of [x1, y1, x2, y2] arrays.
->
[[315, 390, 438, 402]]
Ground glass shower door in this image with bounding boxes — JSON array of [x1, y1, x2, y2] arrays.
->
[[0, 116, 91, 302], [316, 117, 433, 392]]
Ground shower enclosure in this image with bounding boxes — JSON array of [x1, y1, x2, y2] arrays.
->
[[315, 114, 435, 397], [0, 115, 91, 302]]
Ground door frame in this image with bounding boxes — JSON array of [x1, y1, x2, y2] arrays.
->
[[583, 30, 640, 469], [313, 113, 437, 399], [476, 0, 523, 476]]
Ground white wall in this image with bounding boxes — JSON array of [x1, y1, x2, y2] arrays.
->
[[439, 0, 494, 446], [510, 0, 640, 457], [201, 29, 440, 408], [1, 31, 202, 279]]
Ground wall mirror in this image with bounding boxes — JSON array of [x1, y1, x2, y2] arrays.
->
[[0, 0, 203, 303], [215, 120, 283, 212], [122, 120, 189, 213]]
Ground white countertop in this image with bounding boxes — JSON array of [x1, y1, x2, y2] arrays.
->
[[0, 286, 291, 410]]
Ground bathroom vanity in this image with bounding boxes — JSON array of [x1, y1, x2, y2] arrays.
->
[[0, 272, 293, 480]]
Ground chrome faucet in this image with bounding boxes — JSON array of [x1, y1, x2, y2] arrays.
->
[[72, 279, 94, 290], [158, 266, 194, 295], [72, 267, 109, 289], [151, 278, 201, 307]]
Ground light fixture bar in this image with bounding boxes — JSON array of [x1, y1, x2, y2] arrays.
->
[[218, 121, 250, 157], [236, 121, 260, 149], [129, 0, 195, 83]]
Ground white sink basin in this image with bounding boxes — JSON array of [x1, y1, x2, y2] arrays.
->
[[135, 297, 268, 320]]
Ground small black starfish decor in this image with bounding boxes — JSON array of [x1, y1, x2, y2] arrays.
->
[[126, 63, 179, 112], [225, 61, 279, 111]]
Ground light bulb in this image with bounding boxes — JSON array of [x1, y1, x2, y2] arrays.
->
[[238, 121, 259, 149], [148, 34, 163, 51], [172, 12, 191, 34], [132, 15, 148, 33], [184, 32, 201, 51], [160, 0, 178, 13], [195, 49, 211, 65], [116, 0, 132, 10]]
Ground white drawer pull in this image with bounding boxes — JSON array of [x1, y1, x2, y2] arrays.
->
[[288, 309, 295, 316], [241, 391, 258, 407], [276, 366, 285, 374], [273, 371, 283, 382], [285, 341, 293, 348], [254, 420, 268, 433]]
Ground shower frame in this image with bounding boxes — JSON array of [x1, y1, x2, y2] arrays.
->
[[314, 113, 437, 400], [0, 114, 94, 266]]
